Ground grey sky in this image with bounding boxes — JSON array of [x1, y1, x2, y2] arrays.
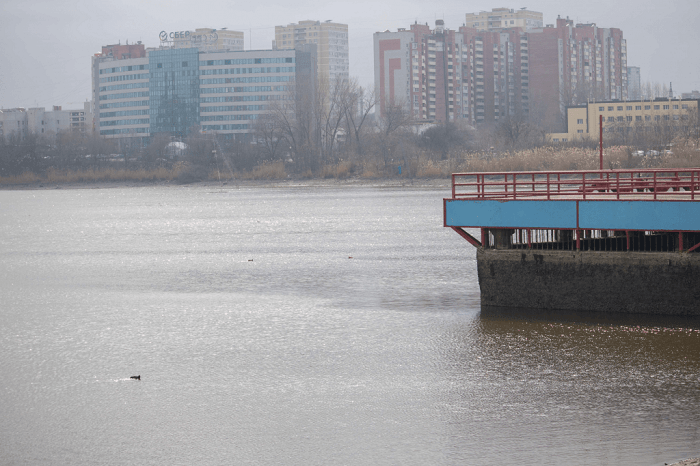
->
[[0, 0, 698, 109]]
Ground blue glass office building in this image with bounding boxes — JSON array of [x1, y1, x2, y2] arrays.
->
[[94, 44, 315, 141], [148, 48, 201, 138]]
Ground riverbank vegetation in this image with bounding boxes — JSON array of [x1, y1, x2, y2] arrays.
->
[[1, 79, 699, 186]]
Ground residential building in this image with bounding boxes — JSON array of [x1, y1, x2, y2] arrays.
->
[[627, 66, 641, 100], [374, 15, 627, 129], [92, 41, 315, 142], [547, 98, 699, 142], [274, 20, 349, 84], [0, 103, 93, 142], [374, 20, 531, 124], [465, 7, 543, 31]]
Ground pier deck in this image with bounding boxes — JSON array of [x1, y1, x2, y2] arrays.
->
[[444, 168, 700, 252]]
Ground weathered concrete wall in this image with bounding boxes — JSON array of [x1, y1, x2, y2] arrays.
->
[[477, 249, 700, 315]]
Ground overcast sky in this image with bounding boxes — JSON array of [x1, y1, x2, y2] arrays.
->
[[1, 0, 698, 110]]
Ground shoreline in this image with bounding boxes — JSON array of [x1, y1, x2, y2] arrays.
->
[[668, 459, 700, 466], [0, 177, 453, 191]]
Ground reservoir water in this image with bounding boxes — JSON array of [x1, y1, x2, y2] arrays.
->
[[1, 184, 699, 465]]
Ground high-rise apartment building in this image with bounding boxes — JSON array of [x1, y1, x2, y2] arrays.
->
[[374, 15, 627, 129], [375, 20, 531, 124], [92, 40, 314, 141], [627, 66, 641, 100], [274, 20, 349, 84], [465, 7, 543, 31]]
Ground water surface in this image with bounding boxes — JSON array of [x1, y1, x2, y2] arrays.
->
[[1, 185, 698, 465]]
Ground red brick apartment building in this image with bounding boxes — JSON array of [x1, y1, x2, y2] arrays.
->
[[374, 10, 627, 131]]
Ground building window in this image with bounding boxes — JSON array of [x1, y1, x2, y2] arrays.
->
[[654, 105, 660, 110], [673, 105, 679, 109], [608, 116, 614, 122], [626, 116, 632, 122], [599, 106, 604, 111], [617, 106, 623, 111], [635, 105, 641, 110], [577, 129, 583, 133], [626, 106, 632, 110], [577, 119, 583, 124], [608, 106, 614, 111], [682, 104, 688, 109], [617, 116, 624, 121], [645, 115, 651, 121], [553, 138, 559, 142], [636, 116, 642, 121], [645, 105, 651, 110]]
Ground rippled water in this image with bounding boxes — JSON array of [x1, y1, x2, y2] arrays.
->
[[1, 185, 699, 466]]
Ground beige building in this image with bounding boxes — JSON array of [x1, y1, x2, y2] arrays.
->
[[465, 8, 543, 32], [172, 28, 244, 51], [274, 20, 349, 84], [0, 103, 93, 142], [547, 99, 699, 143]]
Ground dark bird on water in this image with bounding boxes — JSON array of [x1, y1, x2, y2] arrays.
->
[[130, 375, 140, 380]]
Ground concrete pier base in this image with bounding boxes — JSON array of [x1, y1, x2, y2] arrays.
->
[[477, 249, 700, 315]]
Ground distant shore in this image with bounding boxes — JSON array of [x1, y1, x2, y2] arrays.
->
[[0, 177, 452, 191]]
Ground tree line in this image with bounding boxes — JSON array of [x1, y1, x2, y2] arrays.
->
[[1, 78, 698, 181]]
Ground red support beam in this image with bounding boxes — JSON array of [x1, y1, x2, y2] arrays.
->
[[451, 227, 482, 248], [687, 241, 700, 253]]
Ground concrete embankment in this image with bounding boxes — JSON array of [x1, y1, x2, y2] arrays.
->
[[477, 249, 700, 315]]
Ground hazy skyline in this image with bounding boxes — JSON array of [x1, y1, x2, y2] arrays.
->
[[1, 0, 698, 110]]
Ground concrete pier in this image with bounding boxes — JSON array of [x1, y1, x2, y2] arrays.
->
[[477, 249, 700, 315]]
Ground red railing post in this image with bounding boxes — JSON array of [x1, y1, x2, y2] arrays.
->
[[599, 114, 604, 170]]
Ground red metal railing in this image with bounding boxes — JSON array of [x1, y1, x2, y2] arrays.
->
[[451, 168, 700, 201]]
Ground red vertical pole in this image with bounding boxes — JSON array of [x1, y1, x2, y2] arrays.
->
[[679, 232, 683, 252], [599, 114, 603, 171]]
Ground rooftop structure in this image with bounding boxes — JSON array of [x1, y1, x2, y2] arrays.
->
[[465, 7, 543, 32], [170, 28, 244, 52]]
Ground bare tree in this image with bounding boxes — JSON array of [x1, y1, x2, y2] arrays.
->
[[253, 114, 285, 162], [342, 79, 377, 157], [496, 111, 532, 150]]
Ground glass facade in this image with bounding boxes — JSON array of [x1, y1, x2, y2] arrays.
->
[[148, 48, 200, 138]]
